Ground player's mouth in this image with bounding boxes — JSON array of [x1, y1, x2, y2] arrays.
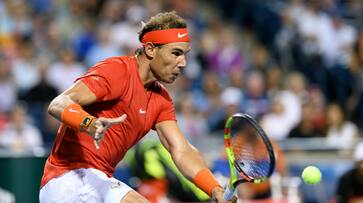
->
[[171, 72, 179, 80]]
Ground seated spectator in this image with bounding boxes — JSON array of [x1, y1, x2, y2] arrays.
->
[[288, 102, 321, 138], [240, 70, 270, 119], [176, 93, 209, 143], [336, 142, 363, 203], [0, 103, 43, 152], [326, 103, 359, 149], [261, 93, 297, 141]]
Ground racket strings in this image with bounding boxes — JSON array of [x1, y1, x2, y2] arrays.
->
[[233, 139, 271, 179]]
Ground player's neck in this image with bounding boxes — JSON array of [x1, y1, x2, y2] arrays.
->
[[135, 54, 157, 85]]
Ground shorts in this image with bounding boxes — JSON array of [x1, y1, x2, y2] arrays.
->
[[39, 168, 133, 203]]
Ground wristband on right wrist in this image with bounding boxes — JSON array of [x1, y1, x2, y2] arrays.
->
[[61, 103, 96, 131]]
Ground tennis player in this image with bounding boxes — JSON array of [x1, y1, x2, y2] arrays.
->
[[39, 11, 231, 203]]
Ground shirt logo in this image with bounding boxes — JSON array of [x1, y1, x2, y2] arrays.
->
[[139, 108, 146, 114], [69, 108, 79, 113], [177, 33, 188, 38], [111, 181, 122, 189]]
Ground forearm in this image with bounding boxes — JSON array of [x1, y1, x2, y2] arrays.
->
[[48, 94, 75, 120], [170, 143, 208, 180], [48, 81, 97, 121], [156, 121, 222, 197], [170, 143, 222, 197]]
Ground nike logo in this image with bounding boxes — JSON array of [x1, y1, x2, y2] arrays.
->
[[139, 109, 146, 114], [177, 33, 188, 38], [69, 108, 79, 113]]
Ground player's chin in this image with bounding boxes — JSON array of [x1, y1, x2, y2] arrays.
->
[[164, 75, 177, 83]]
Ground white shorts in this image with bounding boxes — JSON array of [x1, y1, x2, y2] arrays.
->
[[39, 168, 133, 203]]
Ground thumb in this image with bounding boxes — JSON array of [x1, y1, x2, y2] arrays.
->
[[231, 196, 238, 203]]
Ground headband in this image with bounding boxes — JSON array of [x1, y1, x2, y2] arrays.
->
[[141, 28, 189, 44]]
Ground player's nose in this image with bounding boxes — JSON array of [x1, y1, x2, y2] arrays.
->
[[178, 55, 187, 68]]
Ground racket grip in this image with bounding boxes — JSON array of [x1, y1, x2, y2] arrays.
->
[[223, 185, 235, 201]]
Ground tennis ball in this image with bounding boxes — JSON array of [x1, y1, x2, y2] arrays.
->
[[301, 166, 322, 185]]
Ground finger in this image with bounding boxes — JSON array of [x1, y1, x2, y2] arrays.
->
[[107, 114, 127, 125], [94, 127, 104, 139], [231, 196, 238, 203], [94, 140, 99, 149]]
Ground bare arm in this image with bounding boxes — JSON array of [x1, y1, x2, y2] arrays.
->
[[48, 81, 97, 120], [155, 120, 209, 179], [156, 121, 233, 202], [48, 80, 126, 148]]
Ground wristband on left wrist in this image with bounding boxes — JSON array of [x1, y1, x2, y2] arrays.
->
[[193, 168, 222, 197]]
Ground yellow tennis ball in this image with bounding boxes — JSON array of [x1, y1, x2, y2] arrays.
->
[[301, 166, 322, 185]]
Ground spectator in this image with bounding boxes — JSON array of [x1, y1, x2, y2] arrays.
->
[[0, 103, 43, 152], [192, 71, 224, 131], [11, 39, 40, 96], [0, 56, 16, 113], [288, 102, 321, 138], [46, 47, 85, 93], [240, 70, 270, 119], [261, 93, 294, 141], [84, 25, 121, 67], [336, 142, 363, 203], [176, 93, 209, 142], [326, 103, 359, 149]]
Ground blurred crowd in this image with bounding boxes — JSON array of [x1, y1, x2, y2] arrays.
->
[[0, 0, 363, 155], [0, 0, 363, 202]]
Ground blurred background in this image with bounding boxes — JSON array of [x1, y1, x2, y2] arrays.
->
[[0, 0, 363, 202]]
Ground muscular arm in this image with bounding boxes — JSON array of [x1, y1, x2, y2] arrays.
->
[[156, 121, 231, 202], [48, 81, 97, 120], [155, 120, 209, 180], [48, 80, 126, 148]]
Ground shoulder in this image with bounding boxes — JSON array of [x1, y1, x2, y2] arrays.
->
[[86, 56, 136, 77], [90, 56, 132, 70]]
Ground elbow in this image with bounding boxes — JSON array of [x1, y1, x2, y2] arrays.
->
[[47, 98, 58, 117], [47, 95, 68, 119]]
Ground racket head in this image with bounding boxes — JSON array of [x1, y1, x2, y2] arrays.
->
[[224, 113, 275, 188]]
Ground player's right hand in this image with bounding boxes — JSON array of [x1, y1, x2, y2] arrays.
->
[[212, 187, 238, 203], [85, 114, 127, 149]]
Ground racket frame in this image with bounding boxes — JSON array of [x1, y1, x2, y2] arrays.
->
[[223, 113, 276, 191]]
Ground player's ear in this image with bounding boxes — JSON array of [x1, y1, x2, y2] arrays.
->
[[144, 42, 157, 59]]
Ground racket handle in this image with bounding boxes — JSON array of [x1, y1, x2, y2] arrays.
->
[[223, 185, 235, 201]]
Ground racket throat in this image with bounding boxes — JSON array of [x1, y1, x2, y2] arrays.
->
[[233, 160, 253, 182]]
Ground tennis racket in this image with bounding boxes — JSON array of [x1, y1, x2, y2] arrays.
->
[[223, 113, 275, 201]]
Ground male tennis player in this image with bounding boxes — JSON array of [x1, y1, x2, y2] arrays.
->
[[39, 11, 232, 203]]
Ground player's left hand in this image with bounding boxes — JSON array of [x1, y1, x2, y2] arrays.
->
[[212, 187, 238, 203], [90, 114, 127, 149]]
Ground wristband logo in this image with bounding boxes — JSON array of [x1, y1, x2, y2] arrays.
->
[[69, 108, 79, 113]]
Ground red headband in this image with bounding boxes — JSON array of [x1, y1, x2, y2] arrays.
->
[[141, 28, 189, 44]]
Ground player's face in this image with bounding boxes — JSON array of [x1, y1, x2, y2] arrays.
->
[[150, 42, 191, 83]]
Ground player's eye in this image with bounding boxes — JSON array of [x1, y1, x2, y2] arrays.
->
[[172, 51, 183, 56]]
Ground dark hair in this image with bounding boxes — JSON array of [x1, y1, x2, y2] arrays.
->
[[138, 11, 187, 42], [135, 11, 187, 55]]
